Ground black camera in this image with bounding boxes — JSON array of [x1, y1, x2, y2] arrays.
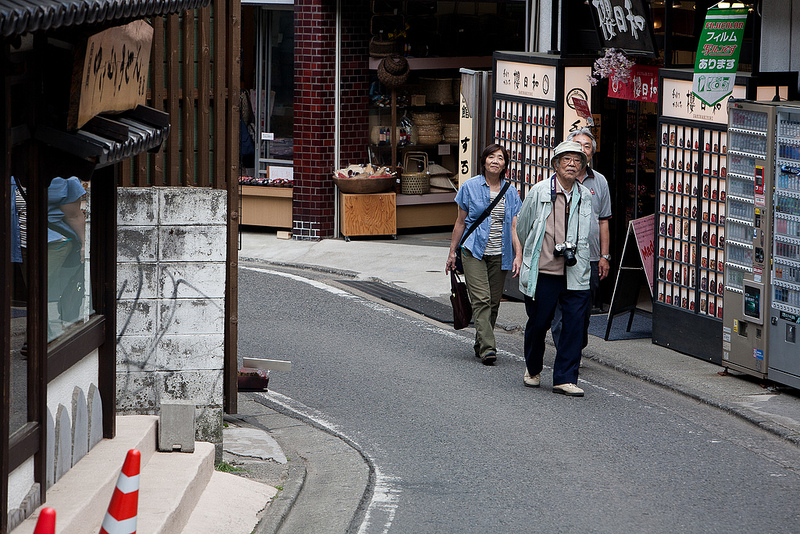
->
[[554, 241, 577, 266]]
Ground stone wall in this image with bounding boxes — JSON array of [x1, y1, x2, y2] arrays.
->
[[116, 187, 226, 450]]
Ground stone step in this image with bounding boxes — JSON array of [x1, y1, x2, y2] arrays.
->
[[136, 442, 215, 534], [15, 415, 159, 534], [180, 470, 277, 534]]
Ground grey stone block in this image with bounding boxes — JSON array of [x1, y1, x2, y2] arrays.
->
[[88, 384, 104, 450], [116, 370, 157, 412], [117, 299, 157, 336], [118, 188, 157, 226], [71, 387, 89, 466], [117, 262, 159, 300], [159, 400, 196, 452], [117, 226, 159, 262], [159, 262, 227, 299], [158, 298, 225, 335], [46, 409, 55, 489], [160, 188, 227, 225], [157, 335, 224, 371], [159, 225, 227, 262], [54, 405, 71, 483]]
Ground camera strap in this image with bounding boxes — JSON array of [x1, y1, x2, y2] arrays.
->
[[550, 175, 581, 248]]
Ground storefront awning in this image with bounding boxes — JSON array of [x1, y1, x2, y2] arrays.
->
[[35, 105, 170, 169], [0, 0, 211, 37]]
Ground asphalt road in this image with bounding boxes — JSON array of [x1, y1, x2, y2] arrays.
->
[[238, 263, 800, 533]]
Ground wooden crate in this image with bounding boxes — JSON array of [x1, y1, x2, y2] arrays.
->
[[240, 185, 292, 228], [340, 192, 396, 239]]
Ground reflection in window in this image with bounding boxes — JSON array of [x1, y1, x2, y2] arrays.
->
[[10, 177, 28, 435], [47, 177, 93, 342]]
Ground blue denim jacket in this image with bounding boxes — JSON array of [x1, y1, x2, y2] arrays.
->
[[454, 175, 521, 271]]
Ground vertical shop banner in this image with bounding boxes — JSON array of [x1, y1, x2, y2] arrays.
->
[[692, 7, 748, 107], [607, 65, 658, 103], [458, 93, 473, 185]]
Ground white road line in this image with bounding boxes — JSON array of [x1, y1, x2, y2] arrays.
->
[[256, 390, 401, 534], [241, 266, 359, 298]]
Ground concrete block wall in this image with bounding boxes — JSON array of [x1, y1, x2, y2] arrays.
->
[[293, 0, 369, 239], [116, 187, 226, 447]]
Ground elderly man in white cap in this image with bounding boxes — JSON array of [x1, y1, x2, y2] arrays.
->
[[516, 140, 593, 397]]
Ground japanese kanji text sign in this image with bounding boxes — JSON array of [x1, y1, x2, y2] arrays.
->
[[608, 65, 658, 103], [692, 7, 748, 107], [589, 0, 656, 56]]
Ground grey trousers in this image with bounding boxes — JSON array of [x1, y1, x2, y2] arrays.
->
[[462, 249, 507, 358]]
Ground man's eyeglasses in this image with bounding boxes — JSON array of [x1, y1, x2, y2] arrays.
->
[[560, 156, 582, 165]]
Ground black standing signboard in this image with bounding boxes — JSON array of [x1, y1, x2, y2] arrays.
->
[[605, 214, 654, 340]]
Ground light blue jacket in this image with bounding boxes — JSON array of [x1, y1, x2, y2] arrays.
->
[[455, 175, 522, 271], [516, 176, 592, 299]]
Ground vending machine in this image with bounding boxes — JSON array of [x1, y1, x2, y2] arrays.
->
[[769, 105, 800, 389], [722, 101, 776, 378], [652, 69, 796, 364]]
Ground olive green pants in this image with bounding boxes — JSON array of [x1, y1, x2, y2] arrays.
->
[[461, 249, 507, 358]]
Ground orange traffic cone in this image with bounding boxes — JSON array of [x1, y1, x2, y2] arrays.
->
[[99, 449, 140, 534], [33, 507, 55, 533]]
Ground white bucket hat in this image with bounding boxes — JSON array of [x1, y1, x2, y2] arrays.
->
[[551, 140, 588, 169]]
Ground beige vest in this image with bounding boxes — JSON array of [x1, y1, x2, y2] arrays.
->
[[538, 191, 570, 275]]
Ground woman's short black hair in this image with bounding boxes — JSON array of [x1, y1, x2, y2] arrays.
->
[[480, 143, 509, 180]]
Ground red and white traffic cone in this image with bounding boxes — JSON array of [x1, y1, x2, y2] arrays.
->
[[33, 507, 55, 533], [99, 449, 140, 534]]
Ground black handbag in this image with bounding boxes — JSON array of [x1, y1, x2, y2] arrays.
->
[[455, 181, 510, 273], [450, 270, 472, 330]]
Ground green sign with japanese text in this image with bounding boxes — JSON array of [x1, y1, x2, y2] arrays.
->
[[692, 7, 748, 107]]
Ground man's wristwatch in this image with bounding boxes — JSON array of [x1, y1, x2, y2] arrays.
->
[[601, 254, 611, 261]]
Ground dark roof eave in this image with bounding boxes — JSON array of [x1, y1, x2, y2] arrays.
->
[[0, 0, 211, 38]]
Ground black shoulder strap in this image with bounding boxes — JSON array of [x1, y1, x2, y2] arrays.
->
[[459, 180, 511, 248]]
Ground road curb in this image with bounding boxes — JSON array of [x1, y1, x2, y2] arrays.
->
[[580, 347, 800, 447], [248, 392, 376, 534]]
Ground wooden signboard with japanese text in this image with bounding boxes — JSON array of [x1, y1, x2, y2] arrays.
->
[[68, 20, 153, 130]]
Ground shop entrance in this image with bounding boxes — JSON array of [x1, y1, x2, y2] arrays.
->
[[241, 4, 294, 180], [240, 3, 295, 229], [593, 95, 658, 307]]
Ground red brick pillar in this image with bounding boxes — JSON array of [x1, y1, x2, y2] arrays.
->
[[293, 0, 369, 239]]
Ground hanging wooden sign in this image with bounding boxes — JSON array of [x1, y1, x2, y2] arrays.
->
[[68, 20, 154, 130]]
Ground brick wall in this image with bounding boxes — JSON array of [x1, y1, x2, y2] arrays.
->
[[293, 0, 369, 239]]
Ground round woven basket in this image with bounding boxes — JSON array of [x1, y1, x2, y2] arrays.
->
[[369, 37, 399, 58], [377, 55, 409, 88], [401, 172, 430, 194], [401, 151, 430, 194], [412, 111, 441, 124], [382, 54, 408, 74], [420, 77, 454, 105]]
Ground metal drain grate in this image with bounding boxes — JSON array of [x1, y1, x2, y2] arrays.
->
[[338, 280, 457, 324]]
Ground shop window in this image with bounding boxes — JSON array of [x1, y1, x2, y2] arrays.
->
[[46, 177, 94, 342], [9, 178, 28, 437]]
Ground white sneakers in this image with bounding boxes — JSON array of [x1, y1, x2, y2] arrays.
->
[[523, 369, 541, 388], [524, 370, 583, 396], [552, 383, 584, 397]]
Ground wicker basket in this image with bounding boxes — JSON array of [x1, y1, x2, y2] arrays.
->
[[401, 152, 430, 195], [420, 77, 455, 105], [369, 36, 399, 58]]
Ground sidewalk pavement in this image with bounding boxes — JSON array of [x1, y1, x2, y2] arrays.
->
[[229, 228, 800, 533]]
